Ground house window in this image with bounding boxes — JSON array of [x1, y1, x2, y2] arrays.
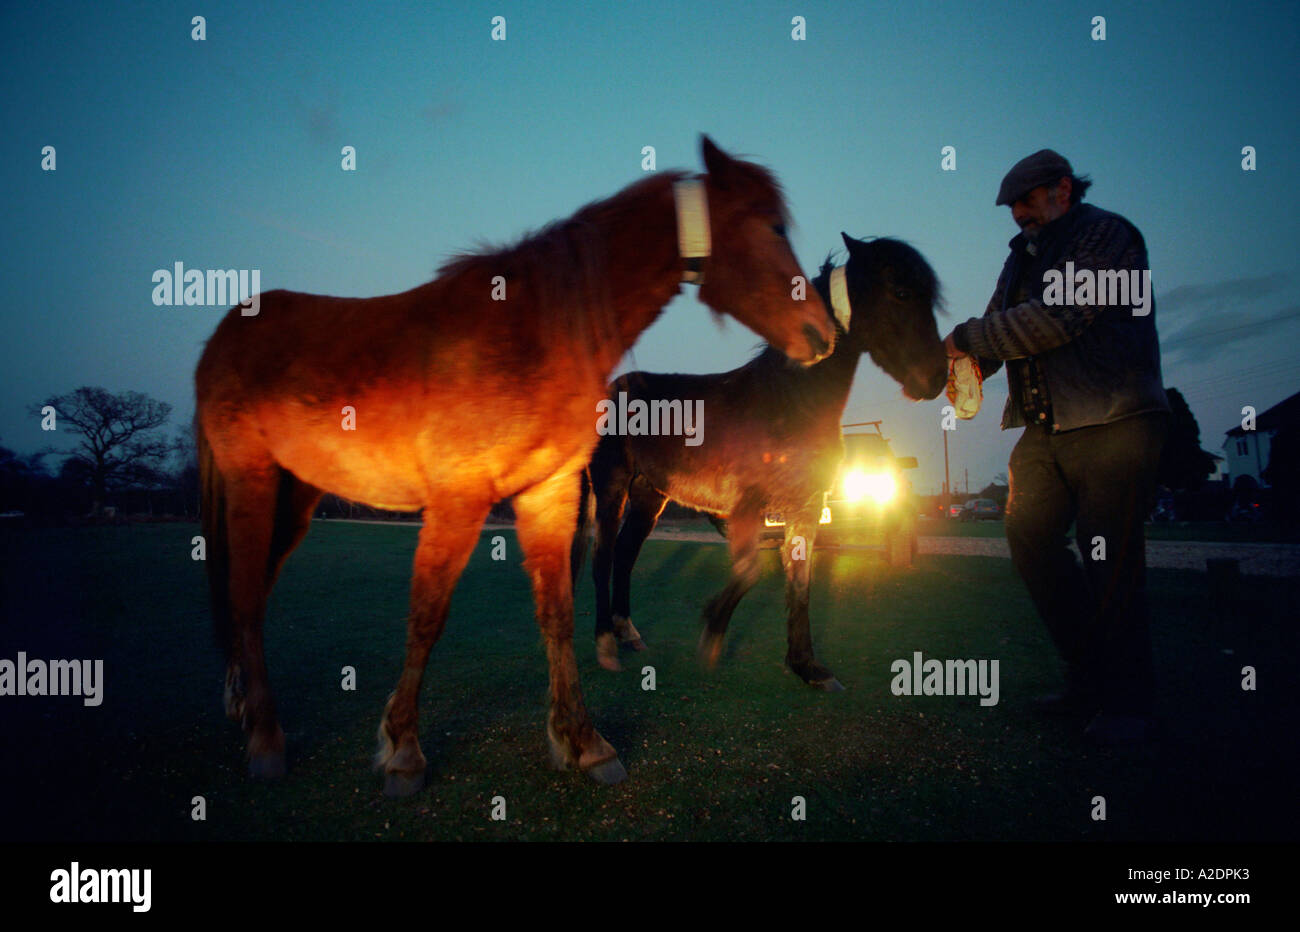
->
[[1236, 440, 1248, 456]]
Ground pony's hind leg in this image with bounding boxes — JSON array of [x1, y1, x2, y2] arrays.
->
[[266, 471, 323, 589], [376, 505, 485, 797], [225, 470, 322, 726], [589, 442, 632, 670], [782, 514, 843, 691], [516, 470, 625, 784], [221, 461, 289, 778], [698, 495, 764, 669], [606, 474, 666, 665]]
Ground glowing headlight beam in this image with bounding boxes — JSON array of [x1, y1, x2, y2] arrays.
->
[[842, 469, 897, 504]]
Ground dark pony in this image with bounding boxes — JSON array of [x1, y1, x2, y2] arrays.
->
[[196, 136, 836, 794], [579, 233, 946, 688]]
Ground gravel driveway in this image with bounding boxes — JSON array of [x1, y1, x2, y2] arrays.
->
[[645, 526, 1300, 577], [917, 536, 1300, 577]]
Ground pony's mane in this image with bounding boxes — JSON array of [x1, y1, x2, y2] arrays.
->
[[436, 171, 689, 281], [830, 236, 947, 323], [746, 237, 944, 366], [725, 155, 792, 228], [740, 238, 943, 387], [433, 171, 690, 348], [848, 236, 945, 313]]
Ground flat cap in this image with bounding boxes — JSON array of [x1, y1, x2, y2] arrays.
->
[[996, 149, 1073, 206]]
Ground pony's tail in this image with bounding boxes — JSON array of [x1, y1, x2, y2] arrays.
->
[[198, 420, 232, 659], [569, 466, 593, 593]]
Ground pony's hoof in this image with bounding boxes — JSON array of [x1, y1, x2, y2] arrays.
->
[[789, 659, 842, 691], [547, 732, 573, 771], [383, 769, 426, 798], [698, 631, 724, 669], [248, 751, 286, 780], [596, 633, 622, 672], [613, 616, 647, 652], [584, 756, 628, 785], [810, 676, 846, 692], [223, 668, 246, 722]]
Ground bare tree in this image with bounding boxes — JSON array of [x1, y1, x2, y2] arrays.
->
[[1157, 387, 1216, 493], [31, 387, 173, 515]]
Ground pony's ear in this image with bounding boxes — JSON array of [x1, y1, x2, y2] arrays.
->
[[701, 135, 736, 187], [841, 231, 860, 252]]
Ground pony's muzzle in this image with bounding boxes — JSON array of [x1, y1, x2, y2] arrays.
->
[[905, 363, 948, 401], [799, 322, 834, 365]]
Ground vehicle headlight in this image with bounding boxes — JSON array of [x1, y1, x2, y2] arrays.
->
[[843, 469, 896, 504]]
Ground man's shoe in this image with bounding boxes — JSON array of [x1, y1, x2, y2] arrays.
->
[[1033, 691, 1099, 718], [1083, 711, 1156, 747]]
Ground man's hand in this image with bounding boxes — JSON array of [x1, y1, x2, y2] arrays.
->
[[944, 330, 968, 359]]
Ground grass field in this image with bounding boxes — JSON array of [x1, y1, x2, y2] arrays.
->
[[1, 521, 1296, 842]]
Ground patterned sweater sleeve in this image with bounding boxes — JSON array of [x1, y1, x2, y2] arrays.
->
[[960, 217, 1138, 361], [966, 263, 1010, 378]]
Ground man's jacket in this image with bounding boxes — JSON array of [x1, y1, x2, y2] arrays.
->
[[958, 202, 1170, 432]]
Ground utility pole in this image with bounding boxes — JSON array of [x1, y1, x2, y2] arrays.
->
[[943, 428, 951, 518], [965, 467, 969, 495]]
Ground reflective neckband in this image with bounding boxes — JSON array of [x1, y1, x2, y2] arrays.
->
[[829, 265, 852, 330], [673, 178, 711, 284]]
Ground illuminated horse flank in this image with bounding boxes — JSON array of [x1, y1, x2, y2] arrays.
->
[[195, 136, 835, 794]]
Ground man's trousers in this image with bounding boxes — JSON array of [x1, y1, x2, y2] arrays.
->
[[1004, 413, 1169, 714]]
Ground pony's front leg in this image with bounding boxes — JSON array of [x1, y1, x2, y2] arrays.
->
[[376, 507, 485, 797], [516, 471, 626, 784], [698, 498, 763, 668], [605, 475, 665, 667], [782, 515, 843, 691]]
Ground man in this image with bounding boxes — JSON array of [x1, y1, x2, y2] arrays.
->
[[945, 150, 1170, 746]]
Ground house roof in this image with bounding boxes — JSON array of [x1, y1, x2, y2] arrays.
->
[[1224, 389, 1300, 438]]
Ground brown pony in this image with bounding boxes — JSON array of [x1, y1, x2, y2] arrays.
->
[[578, 235, 947, 689], [195, 136, 835, 794]]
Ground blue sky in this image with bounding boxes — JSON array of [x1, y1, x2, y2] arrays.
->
[[2, 0, 1297, 494]]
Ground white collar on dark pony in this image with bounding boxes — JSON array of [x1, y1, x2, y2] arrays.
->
[[828, 265, 852, 331], [673, 178, 711, 284]]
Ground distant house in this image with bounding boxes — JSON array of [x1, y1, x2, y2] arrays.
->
[[1207, 453, 1227, 483], [1223, 390, 1300, 488]]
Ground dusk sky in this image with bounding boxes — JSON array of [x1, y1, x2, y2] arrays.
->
[[3, 0, 1297, 495]]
